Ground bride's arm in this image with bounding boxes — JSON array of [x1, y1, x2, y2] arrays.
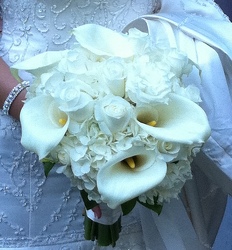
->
[[0, 57, 25, 120], [0, 16, 26, 120]]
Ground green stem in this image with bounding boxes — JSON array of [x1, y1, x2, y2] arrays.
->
[[83, 214, 122, 247]]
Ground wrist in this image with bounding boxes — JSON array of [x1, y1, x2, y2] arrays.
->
[[2, 81, 30, 118]]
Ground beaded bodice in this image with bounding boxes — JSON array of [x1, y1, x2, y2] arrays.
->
[[0, 0, 159, 65]]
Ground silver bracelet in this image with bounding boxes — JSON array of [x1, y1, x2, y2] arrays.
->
[[2, 80, 30, 115]]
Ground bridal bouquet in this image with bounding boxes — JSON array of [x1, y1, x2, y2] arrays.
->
[[13, 24, 210, 247]]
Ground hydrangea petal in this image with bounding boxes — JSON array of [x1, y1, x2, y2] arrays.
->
[[73, 24, 134, 58], [20, 95, 69, 159], [97, 146, 167, 209], [136, 93, 211, 144]]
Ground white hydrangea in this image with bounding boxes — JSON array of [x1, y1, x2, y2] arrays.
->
[[16, 24, 210, 208]]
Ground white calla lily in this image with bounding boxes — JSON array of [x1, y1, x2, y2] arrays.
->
[[97, 146, 167, 209], [11, 51, 68, 79], [135, 93, 211, 144], [20, 95, 69, 159], [73, 24, 134, 58]]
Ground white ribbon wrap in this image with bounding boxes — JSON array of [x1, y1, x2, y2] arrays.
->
[[86, 203, 122, 225]]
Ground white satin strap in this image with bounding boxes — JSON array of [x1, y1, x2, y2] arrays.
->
[[124, 10, 232, 60], [123, 11, 232, 195]]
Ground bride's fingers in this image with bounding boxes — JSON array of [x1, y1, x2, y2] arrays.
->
[[92, 205, 102, 219]]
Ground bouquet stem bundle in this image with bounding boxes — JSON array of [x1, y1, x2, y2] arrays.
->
[[84, 215, 121, 247]]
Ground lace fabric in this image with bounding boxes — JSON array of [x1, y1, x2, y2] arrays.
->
[[0, 109, 148, 249], [0, 0, 159, 65], [0, 0, 158, 248], [181, 0, 230, 20]]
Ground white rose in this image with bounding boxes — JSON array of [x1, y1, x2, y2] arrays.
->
[[53, 80, 93, 113], [101, 58, 127, 97], [51, 145, 71, 165], [157, 141, 181, 162], [58, 48, 94, 75], [126, 61, 171, 105], [165, 49, 193, 77], [94, 94, 132, 135]]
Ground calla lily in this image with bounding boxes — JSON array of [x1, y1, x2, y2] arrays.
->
[[73, 24, 134, 58], [135, 93, 211, 144], [97, 146, 167, 209], [20, 95, 70, 159], [11, 50, 68, 79]]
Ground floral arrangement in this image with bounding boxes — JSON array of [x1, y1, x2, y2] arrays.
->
[[13, 24, 210, 247]]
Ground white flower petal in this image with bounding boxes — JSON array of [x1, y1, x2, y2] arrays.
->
[[71, 159, 90, 177], [20, 95, 69, 159], [68, 101, 94, 123], [136, 93, 211, 144], [12, 51, 68, 77], [97, 146, 167, 209], [157, 141, 181, 162], [95, 95, 132, 135], [73, 24, 134, 58]]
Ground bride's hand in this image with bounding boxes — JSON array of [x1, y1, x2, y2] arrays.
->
[[92, 205, 102, 219]]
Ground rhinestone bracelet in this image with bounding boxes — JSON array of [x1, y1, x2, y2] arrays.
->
[[2, 80, 30, 115]]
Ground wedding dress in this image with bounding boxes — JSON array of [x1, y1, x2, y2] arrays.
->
[[0, 0, 231, 249], [123, 1, 232, 248]]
